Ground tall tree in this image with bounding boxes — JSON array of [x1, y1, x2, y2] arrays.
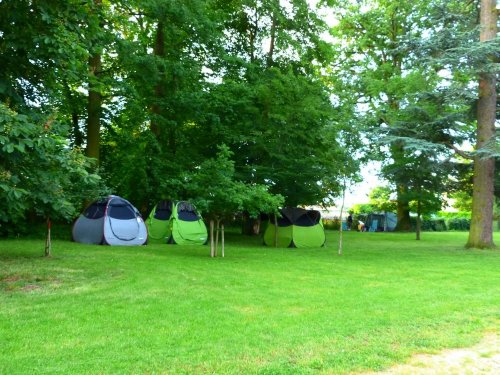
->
[[0, 104, 104, 240], [466, 0, 497, 248], [329, 0, 434, 231], [86, 0, 105, 163], [204, 0, 347, 206]]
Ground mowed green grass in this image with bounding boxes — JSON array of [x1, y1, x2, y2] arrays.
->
[[1, 230, 499, 374]]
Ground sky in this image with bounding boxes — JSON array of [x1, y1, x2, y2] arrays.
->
[[334, 161, 385, 209]]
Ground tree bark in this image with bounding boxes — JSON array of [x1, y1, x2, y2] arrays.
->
[[395, 184, 411, 231], [390, 128, 411, 232], [416, 199, 421, 241], [274, 214, 278, 247], [86, 53, 102, 163], [210, 219, 215, 257], [72, 111, 83, 148], [150, 20, 165, 138], [267, 15, 276, 68], [241, 212, 261, 235], [338, 179, 346, 256], [466, 0, 497, 249], [44, 218, 52, 257], [215, 218, 220, 257], [221, 223, 225, 258], [86, 0, 103, 164]]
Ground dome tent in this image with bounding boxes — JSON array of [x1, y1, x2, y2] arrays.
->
[[146, 200, 207, 245], [263, 207, 325, 248], [365, 212, 397, 232], [72, 195, 147, 245]]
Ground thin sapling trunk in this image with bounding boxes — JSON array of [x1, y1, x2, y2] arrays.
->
[[44, 217, 52, 257], [210, 220, 215, 257], [338, 179, 346, 256]]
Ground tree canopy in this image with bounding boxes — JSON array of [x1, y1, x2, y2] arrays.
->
[[0, 0, 497, 247]]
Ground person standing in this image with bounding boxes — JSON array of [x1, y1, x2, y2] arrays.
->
[[347, 213, 353, 231]]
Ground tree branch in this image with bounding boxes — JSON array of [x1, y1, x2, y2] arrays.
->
[[445, 142, 473, 160]]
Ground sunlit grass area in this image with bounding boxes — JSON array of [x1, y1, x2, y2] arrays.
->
[[1, 230, 499, 374]]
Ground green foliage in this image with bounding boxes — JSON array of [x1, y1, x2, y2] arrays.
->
[[350, 203, 375, 215], [187, 145, 283, 221], [447, 217, 471, 231], [368, 186, 397, 213], [437, 211, 472, 220], [409, 217, 448, 232], [0, 104, 105, 235]]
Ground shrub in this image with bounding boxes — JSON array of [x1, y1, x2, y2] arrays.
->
[[410, 217, 448, 232], [447, 217, 471, 231], [323, 219, 340, 230]]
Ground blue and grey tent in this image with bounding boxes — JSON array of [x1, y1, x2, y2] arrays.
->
[[365, 212, 397, 232], [72, 195, 148, 245]]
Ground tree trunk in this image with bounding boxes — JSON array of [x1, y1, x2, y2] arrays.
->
[[338, 180, 346, 256], [267, 15, 276, 68], [210, 220, 215, 257], [466, 0, 497, 249], [86, 0, 103, 164], [44, 218, 52, 257], [215, 218, 220, 257], [391, 142, 411, 231], [221, 223, 225, 258], [72, 111, 83, 148], [86, 53, 102, 163], [416, 200, 421, 241], [150, 20, 165, 137], [395, 185, 411, 231], [242, 212, 260, 235], [274, 214, 278, 248]]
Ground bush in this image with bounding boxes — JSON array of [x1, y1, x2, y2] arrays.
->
[[447, 217, 471, 231], [323, 219, 362, 231], [410, 217, 448, 232], [323, 219, 340, 230]]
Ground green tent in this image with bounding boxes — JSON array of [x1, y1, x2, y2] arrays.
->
[[147, 200, 207, 245], [263, 208, 325, 248]]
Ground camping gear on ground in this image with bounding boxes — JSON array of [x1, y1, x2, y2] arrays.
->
[[263, 207, 326, 248], [72, 195, 148, 245], [147, 200, 208, 245], [364, 212, 397, 232]]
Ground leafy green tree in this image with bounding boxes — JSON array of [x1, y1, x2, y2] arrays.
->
[[377, 0, 497, 246], [466, 0, 497, 248], [187, 145, 283, 256], [201, 0, 348, 207], [402, 156, 450, 240], [350, 203, 374, 215], [328, 0, 428, 230], [368, 186, 397, 214], [0, 104, 105, 251], [97, 0, 219, 208]]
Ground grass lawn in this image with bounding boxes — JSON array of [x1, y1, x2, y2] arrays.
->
[[1, 230, 499, 374]]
